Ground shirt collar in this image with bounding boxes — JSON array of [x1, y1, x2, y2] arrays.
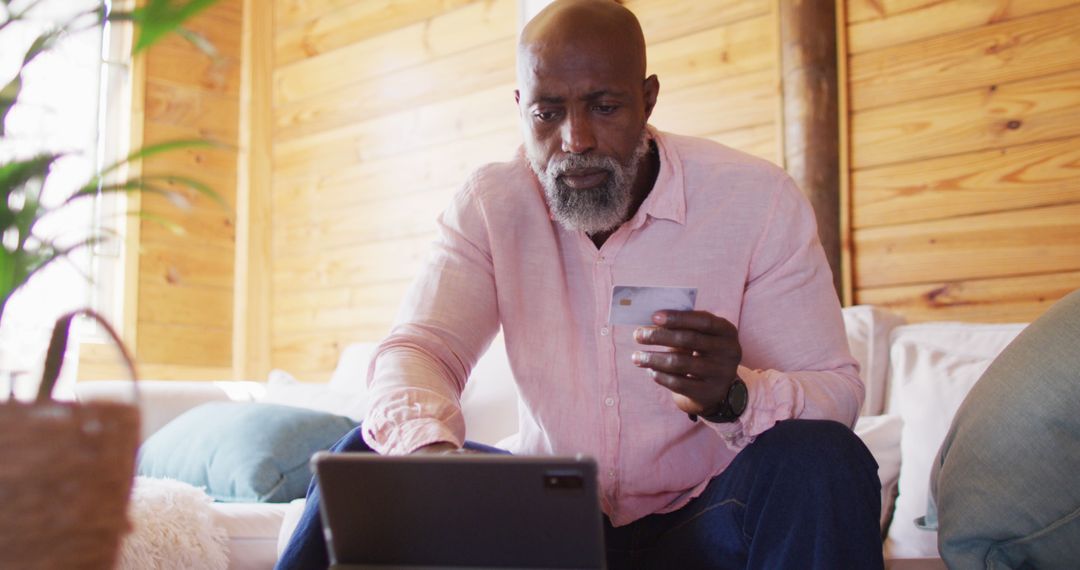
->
[[627, 125, 686, 228]]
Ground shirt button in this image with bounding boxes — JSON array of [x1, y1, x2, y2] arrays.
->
[[604, 397, 615, 407], [608, 469, 617, 478], [600, 327, 610, 336]]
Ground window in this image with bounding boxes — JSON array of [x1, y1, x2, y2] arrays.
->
[[0, 0, 127, 398]]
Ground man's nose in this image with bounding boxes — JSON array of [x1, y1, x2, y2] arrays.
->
[[561, 111, 596, 154]]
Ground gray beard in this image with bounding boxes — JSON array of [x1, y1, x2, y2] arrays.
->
[[528, 131, 651, 234]]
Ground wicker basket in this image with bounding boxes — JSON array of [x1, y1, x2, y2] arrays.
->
[[0, 310, 140, 570]]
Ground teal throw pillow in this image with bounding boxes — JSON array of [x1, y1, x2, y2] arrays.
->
[[138, 401, 357, 502]]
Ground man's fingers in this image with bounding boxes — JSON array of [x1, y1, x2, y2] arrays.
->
[[632, 350, 715, 378], [634, 326, 733, 354], [651, 310, 737, 336], [647, 369, 713, 403]]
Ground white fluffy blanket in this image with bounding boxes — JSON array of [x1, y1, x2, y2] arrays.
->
[[118, 477, 229, 570]]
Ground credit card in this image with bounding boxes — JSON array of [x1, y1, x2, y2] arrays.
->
[[609, 285, 697, 326]]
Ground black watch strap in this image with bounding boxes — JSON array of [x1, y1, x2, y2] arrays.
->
[[688, 378, 748, 424]]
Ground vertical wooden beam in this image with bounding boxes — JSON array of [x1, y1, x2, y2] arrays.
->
[[779, 0, 842, 297], [122, 0, 144, 354], [835, 0, 853, 306], [233, 0, 272, 380]]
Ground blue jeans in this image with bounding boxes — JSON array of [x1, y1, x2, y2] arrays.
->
[[277, 419, 883, 570]]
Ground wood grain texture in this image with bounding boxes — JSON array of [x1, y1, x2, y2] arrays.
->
[[274, 0, 359, 30], [144, 81, 240, 140], [145, 44, 240, 96], [274, 0, 476, 65], [853, 137, 1080, 228], [703, 123, 780, 163], [133, 0, 241, 373], [853, 202, 1080, 288], [273, 0, 514, 106], [626, 0, 768, 45], [856, 270, 1080, 323], [273, 126, 521, 210], [272, 326, 392, 377], [273, 35, 516, 140], [139, 241, 235, 289], [849, 5, 1080, 111], [274, 279, 410, 315], [649, 69, 779, 138], [850, 69, 1080, 170], [272, 235, 434, 292], [138, 279, 233, 328], [837, 0, 854, 305], [137, 322, 232, 366], [272, 185, 455, 254], [77, 341, 232, 381], [234, 0, 274, 380], [272, 281, 407, 338], [273, 82, 517, 171], [646, 13, 775, 93], [848, 0, 1077, 54], [847, 0, 941, 24]]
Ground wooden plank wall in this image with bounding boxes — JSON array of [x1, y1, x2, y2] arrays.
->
[[130, 1, 241, 378], [845, 0, 1080, 323], [269, 0, 782, 379]]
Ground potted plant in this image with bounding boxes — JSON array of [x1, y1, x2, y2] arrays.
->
[[0, 1, 221, 567]]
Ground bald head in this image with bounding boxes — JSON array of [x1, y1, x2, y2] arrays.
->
[[518, 0, 647, 84], [513, 1, 660, 235]]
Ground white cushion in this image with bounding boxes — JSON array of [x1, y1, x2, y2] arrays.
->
[[210, 502, 291, 570], [276, 499, 308, 559], [327, 343, 378, 392], [854, 414, 903, 532], [76, 380, 264, 443], [264, 369, 369, 421], [884, 322, 1025, 558], [841, 305, 906, 416], [461, 336, 520, 446]]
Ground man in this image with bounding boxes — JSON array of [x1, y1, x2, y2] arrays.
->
[[279, 1, 883, 568]]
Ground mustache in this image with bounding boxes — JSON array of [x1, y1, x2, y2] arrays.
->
[[545, 153, 619, 177]]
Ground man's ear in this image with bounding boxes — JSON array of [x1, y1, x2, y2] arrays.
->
[[642, 75, 659, 120]]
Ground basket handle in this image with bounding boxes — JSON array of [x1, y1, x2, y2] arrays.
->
[[36, 309, 138, 403]]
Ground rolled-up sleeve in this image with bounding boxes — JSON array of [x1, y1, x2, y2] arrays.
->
[[362, 175, 501, 455], [708, 172, 863, 448]]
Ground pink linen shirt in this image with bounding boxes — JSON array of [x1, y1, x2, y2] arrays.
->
[[362, 128, 863, 527]]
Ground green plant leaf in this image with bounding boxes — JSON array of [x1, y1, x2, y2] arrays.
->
[[174, 26, 218, 59], [0, 154, 61, 229], [68, 177, 185, 207], [143, 174, 225, 208], [133, 210, 185, 235], [69, 173, 223, 210], [0, 249, 16, 308], [0, 24, 63, 135], [0, 3, 103, 134], [132, 0, 219, 54], [98, 138, 221, 178]]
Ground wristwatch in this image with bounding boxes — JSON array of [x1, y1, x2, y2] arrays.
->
[[692, 378, 748, 424]]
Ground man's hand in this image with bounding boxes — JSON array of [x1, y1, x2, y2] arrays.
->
[[632, 310, 742, 417], [411, 442, 479, 455], [412, 442, 459, 454]]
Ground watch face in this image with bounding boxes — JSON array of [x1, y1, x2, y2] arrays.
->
[[729, 380, 748, 414]]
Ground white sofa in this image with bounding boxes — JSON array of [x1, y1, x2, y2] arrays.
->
[[76, 305, 1027, 569]]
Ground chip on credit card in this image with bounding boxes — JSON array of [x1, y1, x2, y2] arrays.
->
[[609, 285, 698, 326]]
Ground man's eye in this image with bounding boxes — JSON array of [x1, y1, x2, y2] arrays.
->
[[594, 104, 618, 115], [534, 110, 559, 122]]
